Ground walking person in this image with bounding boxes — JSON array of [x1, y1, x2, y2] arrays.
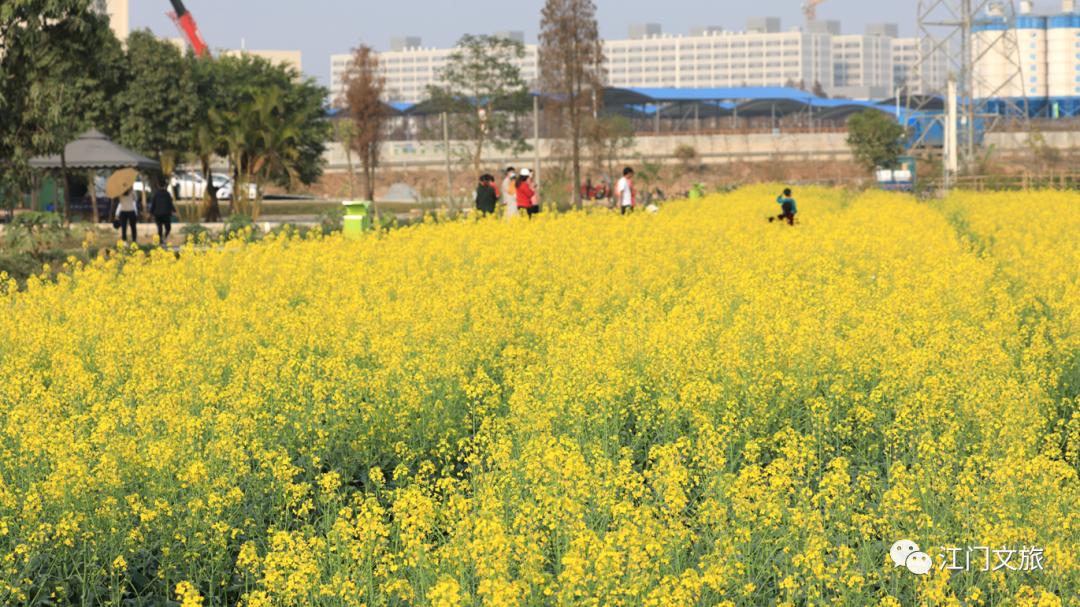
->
[[115, 186, 139, 243], [475, 174, 498, 217], [149, 178, 177, 243], [616, 167, 635, 215], [502, 167, 518, 219], [515, 168, 539, 218], [770, 188, 798, 226]]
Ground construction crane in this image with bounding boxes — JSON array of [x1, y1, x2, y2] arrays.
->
[[167, 0, 210, 58], [803, 0, 828, 22]]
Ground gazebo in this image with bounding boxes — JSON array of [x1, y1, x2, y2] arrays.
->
[[29, 129, 160, 221]]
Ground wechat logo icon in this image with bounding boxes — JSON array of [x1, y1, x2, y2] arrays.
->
[[891, 540, 933, 576]]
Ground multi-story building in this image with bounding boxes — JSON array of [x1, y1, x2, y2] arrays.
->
[[603, 24, 835, 91], [331, 18, 948, 104], [832, 25, 897, 99], [331, 35, 537, 104], [892, 37, 950, 96]]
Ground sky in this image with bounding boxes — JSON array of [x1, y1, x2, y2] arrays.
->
[[129, 0, 923, 87]]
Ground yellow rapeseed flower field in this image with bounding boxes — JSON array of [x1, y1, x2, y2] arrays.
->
[[0, 186, 1076, 606]]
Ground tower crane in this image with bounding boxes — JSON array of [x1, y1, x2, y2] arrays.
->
[[803, 0, 829, 22], [167, 0, 210, 57]]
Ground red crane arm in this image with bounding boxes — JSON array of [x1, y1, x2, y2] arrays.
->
[[167, 0, 209, 58]]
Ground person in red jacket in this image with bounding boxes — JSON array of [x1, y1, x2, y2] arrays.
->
[[515, 168, 539, 218]]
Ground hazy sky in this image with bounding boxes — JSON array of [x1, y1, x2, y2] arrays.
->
[[130, 0, 924, 86]]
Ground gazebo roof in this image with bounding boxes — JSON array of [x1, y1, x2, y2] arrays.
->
[[29, 129, 161, 171]]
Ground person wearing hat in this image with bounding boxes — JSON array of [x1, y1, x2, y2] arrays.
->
[[515, 168, 539, 218], [474, 174, 498, 217]]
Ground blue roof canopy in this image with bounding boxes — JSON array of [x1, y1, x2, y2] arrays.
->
[[625, 87, 817, 102]]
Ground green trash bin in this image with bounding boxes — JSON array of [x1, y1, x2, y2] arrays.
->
[[342, 200, 372, 238]]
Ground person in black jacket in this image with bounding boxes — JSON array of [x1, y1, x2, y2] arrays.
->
[[149, 178, 177, 244], [475, 174, 498, 216]]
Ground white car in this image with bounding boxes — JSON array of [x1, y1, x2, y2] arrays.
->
[[211, 174, 258, 201], [134, 172, 204, 199], [133, 172, 257, 201]]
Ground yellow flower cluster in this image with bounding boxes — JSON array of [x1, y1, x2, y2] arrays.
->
[[0, 186, 1076, 605]]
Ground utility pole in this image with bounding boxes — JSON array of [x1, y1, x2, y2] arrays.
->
[[946, 77, 959, 189]]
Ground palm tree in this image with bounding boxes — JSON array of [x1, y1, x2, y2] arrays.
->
[[247, 88, 304, 219], [192, 124, 222, 222], [209, 105, 251, 217], [211, 87, 305, 220]]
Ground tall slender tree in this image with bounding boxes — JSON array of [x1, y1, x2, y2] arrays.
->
[[341, 45, 386, 202], [539, 0, 605, 208], [114, 31, 197, 165], [426, 34, 532, 173]]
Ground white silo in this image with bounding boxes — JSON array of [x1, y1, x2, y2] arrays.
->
[[972, 9, 1009, 99], [973, 3, 1048, 102], [1016, 11, 1049, 100], [1047, 1, 1080, 105]]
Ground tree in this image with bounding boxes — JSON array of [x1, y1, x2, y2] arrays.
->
[[540, 0, 605, 208], [114, 31, 197, 165], [341, 45, 385, 201], [0, 0, 125, 218], [212, 86, 311, 219], [190, 56, 232, 221], [425, 34, 532, 173], [847, 110, 907, 172], [195, 54, 330, 219]]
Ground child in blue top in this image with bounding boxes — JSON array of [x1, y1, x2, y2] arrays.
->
[[770, 188, 798, 226]]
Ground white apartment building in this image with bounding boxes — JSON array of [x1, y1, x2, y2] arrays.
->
[[892, 38, 950, 96], [331, 19, 948, 104], [331, 35, 538, 105], [832, 34, 894, 99], [603, 29, 835, 90]]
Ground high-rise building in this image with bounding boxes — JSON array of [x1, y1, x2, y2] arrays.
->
[[833, 30, 895, 99], [603, 29, 834, 90], [892, 38, 949, 95], [330, 18, 949, 104], [330, 40, 538, 104], [93, 0, 129, 42]]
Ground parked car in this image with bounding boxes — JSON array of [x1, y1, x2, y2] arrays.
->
[[212, 173, 258, 201], [134, 171, 206, 200], [133, 172, 258, 201]]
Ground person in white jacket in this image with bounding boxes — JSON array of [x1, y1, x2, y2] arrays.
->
[[115, 188, 139, 243], [502, 167, 518, 219]]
